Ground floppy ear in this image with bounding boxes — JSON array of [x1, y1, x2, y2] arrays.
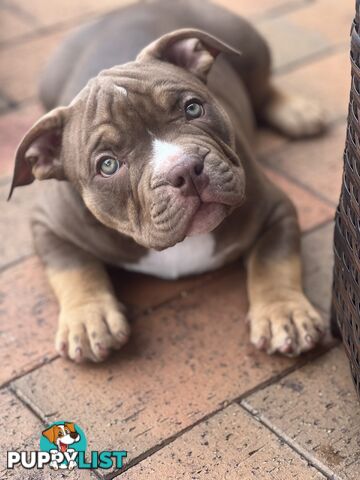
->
[[8, 106, 69, 200], [42, 425, 59, 445], [136, 28, 241, 81], [65, 422, 76, 433]]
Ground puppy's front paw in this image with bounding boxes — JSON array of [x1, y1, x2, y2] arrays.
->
[[263, 92, 327, 138], [55, 297, 130, 363], [248, 293, 328, 356]]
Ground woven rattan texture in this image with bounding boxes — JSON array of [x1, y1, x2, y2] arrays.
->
[[332, 2, 360, 397]]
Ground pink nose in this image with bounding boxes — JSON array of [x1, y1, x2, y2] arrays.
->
[[166, 156, 207, 196]]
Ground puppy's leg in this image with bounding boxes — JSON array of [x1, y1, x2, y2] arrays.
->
[[246, 201, 328, 356], [33, 222, 129, 362], [260, 84, 326, 139]]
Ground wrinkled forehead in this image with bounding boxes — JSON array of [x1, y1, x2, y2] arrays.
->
[[70, 62, 208, 142]]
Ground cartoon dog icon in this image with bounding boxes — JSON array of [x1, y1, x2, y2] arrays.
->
[[42, 422, 80, 470]]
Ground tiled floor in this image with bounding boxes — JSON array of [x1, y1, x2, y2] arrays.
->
[[0, 0, 357, 479]]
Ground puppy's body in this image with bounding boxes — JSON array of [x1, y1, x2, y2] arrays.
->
[[35, 0, 274, 276], [11, 0, 328, 362]]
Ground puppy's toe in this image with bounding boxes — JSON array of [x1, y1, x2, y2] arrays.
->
[[55, 324, 69, 358], [85, 310, 129, 361], [106, 310, 130, 346], [249, 294, 329, 357], [268, 313, 298, 355], [67, 322, 92, 363], [249, 314, 271, 351], [55, 300, 130, 363], [292, 306, 327, 352]]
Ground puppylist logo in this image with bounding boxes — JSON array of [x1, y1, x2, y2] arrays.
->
[[7, 421, 127, 471]]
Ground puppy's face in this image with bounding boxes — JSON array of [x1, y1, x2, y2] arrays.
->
[[42, 423, 80, 452], [10, 30, 246, 250]]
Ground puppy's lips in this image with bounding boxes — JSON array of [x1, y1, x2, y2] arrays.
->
[[186, 202, 227, 236]]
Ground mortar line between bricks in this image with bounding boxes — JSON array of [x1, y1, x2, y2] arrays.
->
[[260, 108, 347, 205], [262, 159, 340, 208], [0, 253, 32, 275], [1, 354, 59, 390], [0, 0, 311, 50], [105, 345, 335, 479], [258, 113, 347, 158], [0, 218, 335, 389], [258, 111, 347, 208], [252, 0, 314, 22], [239, 400, 342, 480], [0, 265, 233, 389], [4, 305, 335, 478], [302, 218, 335, 239], [275, 42, 350, 77], [0, 0, 40, 26], [10, 377, 56, 425], [0, 0, 323, 52]]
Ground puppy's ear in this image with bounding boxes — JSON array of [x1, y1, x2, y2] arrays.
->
[[136, 28, 241, 81], [8, 106, 70, 200], [42, 425, 59, 445], [65, 422, 76, 433]]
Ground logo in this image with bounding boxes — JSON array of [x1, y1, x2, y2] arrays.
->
[[7, 421, 127, 471]]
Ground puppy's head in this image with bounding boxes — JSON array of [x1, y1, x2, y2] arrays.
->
[[42, 422, 80, 452], [10, 29, 246, 250]]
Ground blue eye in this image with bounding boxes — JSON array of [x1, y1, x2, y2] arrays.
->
[[98, 157, 120, 177], [185, 100, 204, 119]]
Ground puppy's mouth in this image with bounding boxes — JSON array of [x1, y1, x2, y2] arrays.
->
[[59, 441, 68, 453], [186, 201, 228, 236]]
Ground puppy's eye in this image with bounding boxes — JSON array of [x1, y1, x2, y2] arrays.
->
[[58, 432, 63, 437], [184, 100, 204, 120], [98, 156, 121, 177]]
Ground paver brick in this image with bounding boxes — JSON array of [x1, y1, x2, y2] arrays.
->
[[258, 16, 329, 71], [263, 166, 335, 232], [257, 0, 353, 71], [11, 0, 135, 29], [215, 0, 309, 19], [0, 183, 36, 269], [0, 30, 68, 103], [0, 256, 58, 387], [0, 251, 228, 387], [0, 388, 41, 477], [120, 403, 326, 480], [242, 346, 360, 480], [263, 122, 346, 205], [272, 50, 350, 123], [0, 9, 35, 45], [284, 0, 354, 46], [12, 268, 301, 476]]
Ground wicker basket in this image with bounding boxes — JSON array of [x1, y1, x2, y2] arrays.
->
[[332, 0, 360, 398]]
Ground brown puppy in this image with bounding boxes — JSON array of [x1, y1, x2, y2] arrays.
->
[[9, 0, 327, 363]]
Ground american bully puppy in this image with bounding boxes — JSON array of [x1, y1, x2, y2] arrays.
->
[[9, 0, 328, 362]]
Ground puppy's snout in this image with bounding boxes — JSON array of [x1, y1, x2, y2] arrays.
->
[[166, 156, 207, 195], [70, 432, 79, 440]]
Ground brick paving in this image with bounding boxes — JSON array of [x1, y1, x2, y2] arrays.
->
[[0, 1, 356, 479]]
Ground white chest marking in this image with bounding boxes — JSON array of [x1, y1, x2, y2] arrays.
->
[[151, 139, 183, 174], [122, 234, 223, 279]]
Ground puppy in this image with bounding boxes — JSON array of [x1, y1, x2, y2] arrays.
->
[[9, 0, 328, 362], [42, 422, 80, 469]]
